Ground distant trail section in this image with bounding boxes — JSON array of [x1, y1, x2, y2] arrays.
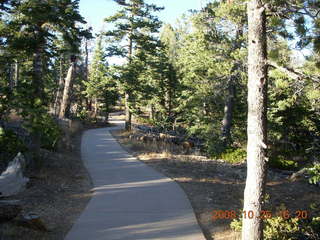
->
[[64, 118, 206, 240]]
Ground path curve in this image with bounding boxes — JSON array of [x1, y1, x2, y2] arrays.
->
[[65, 120, 206, 240]]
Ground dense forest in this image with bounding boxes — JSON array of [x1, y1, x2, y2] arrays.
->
[[1, 0, 320, 239]]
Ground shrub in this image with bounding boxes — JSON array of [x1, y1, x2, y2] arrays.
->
[[0, 127, 27, 167], [220, 148, 247, 164], [40, 115, 61, 150], [231, 214, 320, 240], [230, 218, 242, 232], [307, 164, 320, 185], [269, 155, 298, 170]]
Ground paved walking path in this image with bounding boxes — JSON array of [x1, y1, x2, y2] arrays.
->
[[65, 120, 206, 240]]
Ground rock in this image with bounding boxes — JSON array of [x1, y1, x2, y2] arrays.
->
[[16, 213, 48, 232], [182, 141, 195, 149], [0, 153, 29, 197], [0, 200, 22, 223], [139, 136, 147, 142], [159, 133, 167, 139]]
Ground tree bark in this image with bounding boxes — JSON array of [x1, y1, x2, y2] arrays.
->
[[54, 55, 65, 116], [59, 61, 75, 119], [9, 62, 14, 90], [149, 104, 155, 121], [125, 92, 132, 130], [125, 28, 133, 131], [221, 79, 235, 141], [30, 45, 43, 166], [221, 25, 243, 142], [14, 60, 19, 87], [242, 1, 268, 240], [93, 97, 98, 119]]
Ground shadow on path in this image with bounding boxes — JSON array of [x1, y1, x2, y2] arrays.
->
[[64, 122, 206, 240]]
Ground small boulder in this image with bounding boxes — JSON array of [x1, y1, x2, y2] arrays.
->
[[0, 153, 29, 197]]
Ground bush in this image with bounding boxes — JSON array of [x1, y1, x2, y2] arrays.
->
[[0, 127, 27, 168], [307, 164, 320, 185], [39, 115, 62, 150], [231, 215, 320, 240], [269, 155, 298, 170], [206, 135, 227, 158], [220, 148, 247, 164]]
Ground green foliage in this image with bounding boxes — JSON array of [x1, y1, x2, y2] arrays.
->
[[85, 37, 119, 119], [269, 155, 298, 170], [264, 217, 320, 240], [220, 148, 247, 164], [0, 128, 26, 154], [230, 218, 242, 232], [0, 128, 27, 164], [307, 164, 320, 185], [231, 216, 320, 240], [39, 115, 61, 150], [0, 0, 91, 166], [76, 108, 91, 122], [268, 63, 320, 167]]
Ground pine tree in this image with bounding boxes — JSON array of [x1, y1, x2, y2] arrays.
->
[[1, 0, 88, 164], [242, 0, 320, 238], [104, 0, 163, 130], [242, 0, 268, 239], [85, 37, 118, 120]]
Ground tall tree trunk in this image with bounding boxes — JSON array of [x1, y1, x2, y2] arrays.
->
[[85, 39, 89, 82], [14, 60, 19, 87], [221, 79, 235, 141], [221, 25, 243, 142], [9, 62, 14, 90], [149, 104, 155, 121], [242, 1, 268, 240], [166, 65, 175, 119], [125, 31, 133, 131], [54, 55, 65, 116], [125, 92, 132, 130], [59, 61, 75, 119], [30, 45, 43, 167], [93, 97, 98, 119]]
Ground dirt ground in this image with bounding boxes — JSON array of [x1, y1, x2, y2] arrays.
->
[[112, 129, 320, 240], [0, 131, 93, 240]]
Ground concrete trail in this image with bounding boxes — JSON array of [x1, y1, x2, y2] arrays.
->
[[65, 120, 206, 240]]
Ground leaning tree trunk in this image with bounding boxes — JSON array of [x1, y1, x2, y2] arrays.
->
[[59, 60, 75, 119], [242, 1, 268, 240], [54, 55, 65, 116]]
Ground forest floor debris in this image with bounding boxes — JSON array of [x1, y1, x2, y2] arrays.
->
[[0, 131, 92, 240], [112, 129, 320, 240]]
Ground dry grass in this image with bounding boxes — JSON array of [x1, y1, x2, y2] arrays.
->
[[112, 129, 320, 240]]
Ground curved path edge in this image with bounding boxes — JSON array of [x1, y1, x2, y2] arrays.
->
[[65, 121, 206, 240]]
